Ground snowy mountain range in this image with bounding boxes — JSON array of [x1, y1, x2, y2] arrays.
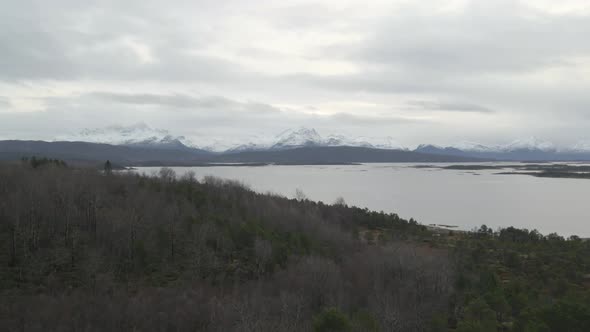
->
[[571, 140, 590, 153], [267, 127, 404, 151], [57, 124, 405, 152], [414, 137, 590, 161], [433, 137, 558, 154], [55, 123, 590, 161], [56, 123, 196, 150]]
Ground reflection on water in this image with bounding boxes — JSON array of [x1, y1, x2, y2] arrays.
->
[[134, 163, 590, 237]]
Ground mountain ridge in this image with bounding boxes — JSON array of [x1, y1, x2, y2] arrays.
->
[[0, 140, 481, 166], [58, 124, 408, 152], [29, 123, 590, 162]]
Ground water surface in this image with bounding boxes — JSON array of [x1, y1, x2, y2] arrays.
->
[[135, 163, 590, 237]]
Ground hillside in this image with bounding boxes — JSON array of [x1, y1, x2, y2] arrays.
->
[[0, 140, 480, 166], [0, 163, 589, 331], [0, 163, 447, 331], [0, 140, 212, 165], [50, 124, 590, 161], [215, 146, 481, 164]]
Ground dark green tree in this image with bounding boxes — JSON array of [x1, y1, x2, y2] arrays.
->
[[313, 307, 351, 332], [457, 298, 497, 332], [104, 160, 113, 174]]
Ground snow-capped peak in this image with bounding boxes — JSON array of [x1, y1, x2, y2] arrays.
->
[[56, 123, 195, 149], [502, 137, 556, 152], [571, 140, 590, 153], [272, 127, 323, 149], [367, 136, 405, 150], [330, 135, 404, 150], [416, 143, 445, 150], [450, 141, 497, 153], [417, 138, 559, 154], [268, 127, 406, 151], [55, 124, 409, 152]]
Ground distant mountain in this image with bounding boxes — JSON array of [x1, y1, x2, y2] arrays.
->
[[57, 123, 196, 150], [0, 140, 479, 166], [227, 142, 270, 153], [323, 134, 405, 150], [216, 146, 480, 164], [444, 137, 556, 154], [449, 142, 500, 153], [0, 140, 211, 165], [270, 127, 323, 149], [237, 127, 406, 152], [501, 137, 556, 153], [414, 137, 590, 161], [414, 144, 471, 157], [20, 123, 590, 162], [571, 140, 590, 153], [54, 124, 413, 153]]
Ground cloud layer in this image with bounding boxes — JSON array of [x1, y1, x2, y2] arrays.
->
[[1, 0, 590, 147]]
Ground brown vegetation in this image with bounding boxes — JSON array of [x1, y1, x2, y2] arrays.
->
[[0, 163, 452, 331]]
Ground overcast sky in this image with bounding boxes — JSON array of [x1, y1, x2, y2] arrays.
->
[[1, 0, 590, 147]]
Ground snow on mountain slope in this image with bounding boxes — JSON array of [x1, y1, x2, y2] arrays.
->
[[227, 143, 269, 152], [501, 137, 556, 152], [56, 123, 409, 152], [56, 123, 196, 149], [358, 136, 405, 150], [571, 140, 590, 153], [324, 135, 403, 150], [416, 144, 444, 150], [271, 127, 323, 149], [450, 141, 498, 153], [198, 134, 274, 152], [446, 138, 556, 153], [324, 135, 369, 148], [56, 123, 589, 157], [267, 127, 405, 151], [59, 124, 578, 154]]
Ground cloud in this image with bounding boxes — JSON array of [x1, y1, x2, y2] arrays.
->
[[0, 0, 590, 146], [327, 112, 432, 125], [0, 97, 11, 108], [0, 91, 436, 143], [406, 100, 494, 113], [87, 93, 241, 109], [0, 1, 251, 83], [351, 1, 590, 74]]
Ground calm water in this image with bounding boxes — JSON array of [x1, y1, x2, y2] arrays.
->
[[134, 163, 590, 237]]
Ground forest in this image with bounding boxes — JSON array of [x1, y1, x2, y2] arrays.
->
[[0, 160, 589, 331]]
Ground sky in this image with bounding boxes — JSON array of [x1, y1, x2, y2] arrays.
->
[[1, 0, 590, 148]]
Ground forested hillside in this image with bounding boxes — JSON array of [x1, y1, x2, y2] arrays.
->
[[0, 162, 449, 331], [1, 162, 589, 331], [447, 226, 590, 331], [0, 140, 480, 165]]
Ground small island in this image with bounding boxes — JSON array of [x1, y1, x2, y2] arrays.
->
[[414, 163, 590, 179]]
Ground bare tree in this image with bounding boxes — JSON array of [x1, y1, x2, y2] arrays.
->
[[334, 196, 347, 206], [295, 188, 307, 201]]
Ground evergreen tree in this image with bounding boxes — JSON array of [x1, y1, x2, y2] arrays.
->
[[104, 160, 112, 174]]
